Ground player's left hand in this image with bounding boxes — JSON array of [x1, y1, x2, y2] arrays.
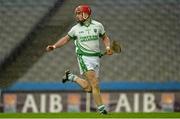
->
[[46, 45, 56, 52]]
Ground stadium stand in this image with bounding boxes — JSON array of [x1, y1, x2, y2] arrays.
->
[[0, 0, 58, 64], [0, 0, 58, 87], [92, 0, 180, 81], [0, 0, 180, 88]]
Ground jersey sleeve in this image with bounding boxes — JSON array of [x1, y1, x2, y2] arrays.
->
[[68, 26, 76, 40], [99, 23, 105, 37]]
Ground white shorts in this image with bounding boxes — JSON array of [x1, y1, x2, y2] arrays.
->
[[77, 55, 100, 77]]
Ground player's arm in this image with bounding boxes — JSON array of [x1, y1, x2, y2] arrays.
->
[[46, 35, 70, 52], [102, 33, 113, 55]]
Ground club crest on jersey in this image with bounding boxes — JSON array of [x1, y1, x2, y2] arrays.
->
[[94, 29, 97, 33]]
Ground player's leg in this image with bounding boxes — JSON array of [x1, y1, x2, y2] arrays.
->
[[62, 70, 107, 114], [62, 55, 107, 114], [62, 70, 92, 92], [74, 77, 92, 92], [77, 55, 107, 114], [84, 70, 107, 114]]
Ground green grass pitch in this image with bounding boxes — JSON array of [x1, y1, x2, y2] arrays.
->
[[0, 112, 180, 118]]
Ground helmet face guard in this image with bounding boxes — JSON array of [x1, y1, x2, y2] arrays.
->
[[75, 5, 91, 22]]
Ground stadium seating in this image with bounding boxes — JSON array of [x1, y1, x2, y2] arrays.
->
[[0, 0, 58, 87], [0, 0, 180, 86], [0, 0, 57, 64], [92, 0, 180, 81]]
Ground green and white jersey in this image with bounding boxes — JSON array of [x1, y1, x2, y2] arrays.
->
[[68, 19, 105, 57]]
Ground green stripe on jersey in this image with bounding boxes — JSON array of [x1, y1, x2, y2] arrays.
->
[[76, 48, 102, 57], [77, 55, 88, 73], [76, 41, 102, 57]]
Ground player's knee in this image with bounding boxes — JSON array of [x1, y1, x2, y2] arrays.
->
[[83, 84, 92, 92], [85, 71, 99, 89], [91, 79, 99, 89]]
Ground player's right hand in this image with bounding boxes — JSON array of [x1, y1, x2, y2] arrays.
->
[[46, 45, 56, 52]]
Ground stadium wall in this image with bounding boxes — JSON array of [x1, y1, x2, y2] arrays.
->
[[1, 82, 180, 113]]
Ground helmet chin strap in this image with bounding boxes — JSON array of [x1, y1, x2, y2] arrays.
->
[[77, 13, 90, 25], [82, 13, 89, 20]]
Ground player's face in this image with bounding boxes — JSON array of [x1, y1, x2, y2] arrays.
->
[[75, 11, 84, 23]]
